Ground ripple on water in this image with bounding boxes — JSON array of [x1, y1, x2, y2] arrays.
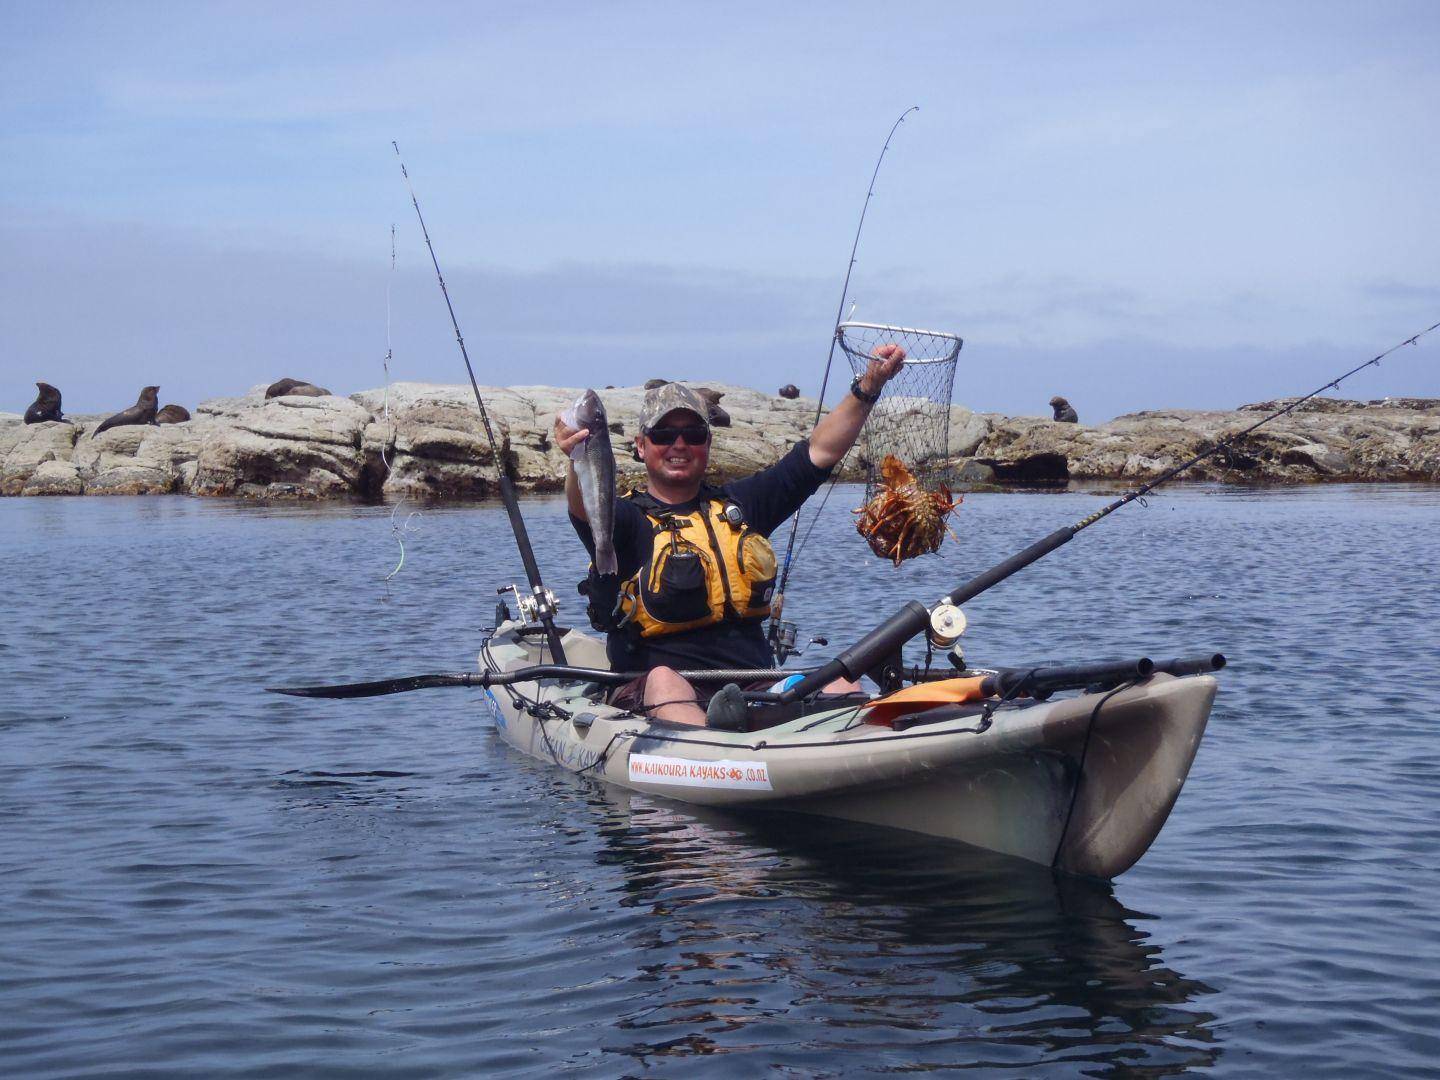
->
[[2, 488, 1439, 1077]]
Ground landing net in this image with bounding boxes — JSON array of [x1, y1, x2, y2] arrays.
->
[[839, 321, 963, 502]]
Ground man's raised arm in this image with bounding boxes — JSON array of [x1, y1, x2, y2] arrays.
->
[[808, 344, 905, 469]]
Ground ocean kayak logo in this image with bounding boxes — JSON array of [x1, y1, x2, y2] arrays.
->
[[628, 753, 772, 791]]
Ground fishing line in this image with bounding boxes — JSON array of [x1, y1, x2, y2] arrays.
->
[[1064, 316, 1440, 534], [379, 221, 423, 589], [785, 301, 866, 566], [778, 316, 1440, 705], [393, 140, 568, 663], [770, 107, 918, 653]]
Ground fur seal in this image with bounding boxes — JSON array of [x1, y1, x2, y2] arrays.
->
[[778, 384, 800, 400], [693, 386, 731, 428], [24, 382, 66, 424], [265, 377, 331, 398], [92, 386, 160, 438], [1050, 396, 1079, 423], [156, 404, 191, 424], [643, 378, 671, 391]]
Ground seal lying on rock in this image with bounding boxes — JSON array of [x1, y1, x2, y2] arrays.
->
[[643, 378, 671, 391], [265, 378, 332, 398], [694, 387, 731, 427], [1050, 396, 1079, 423], [778, 384, 800, 400], [92, 386, 160, 438], [24, 382, 67, 424], [156, 404, 191, 424]]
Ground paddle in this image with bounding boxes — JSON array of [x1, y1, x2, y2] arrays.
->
[[269, 655, 1223, 702], [269, 665, 819, 699]]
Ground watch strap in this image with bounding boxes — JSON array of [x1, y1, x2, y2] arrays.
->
[[849, 376, 881, 404]]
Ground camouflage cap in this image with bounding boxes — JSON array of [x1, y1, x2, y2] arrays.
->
[[637, 382, 710, 433]]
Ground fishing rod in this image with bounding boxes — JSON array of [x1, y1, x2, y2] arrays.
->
[[776, 318, 1440, 704], [769, 106, 918, 662], [393, 141, 568, 664]]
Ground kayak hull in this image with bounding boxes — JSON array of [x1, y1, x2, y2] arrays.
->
[[483, 624, 1215, 879]]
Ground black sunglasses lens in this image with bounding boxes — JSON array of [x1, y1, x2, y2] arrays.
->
[[648, 426, 708, 446]]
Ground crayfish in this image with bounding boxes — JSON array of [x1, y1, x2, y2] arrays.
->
[[854, 455, 961, 566]]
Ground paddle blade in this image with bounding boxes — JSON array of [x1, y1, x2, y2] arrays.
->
[[267, 673, 478, 699]]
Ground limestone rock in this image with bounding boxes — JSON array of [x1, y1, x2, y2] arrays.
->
[[1, 421, 80, 495], [152, 394, 368, 497], [69, 420, 204, 494], [3, 389, 1437, 499], [20, 459, 83, 496], [947, 406, 990, 458]]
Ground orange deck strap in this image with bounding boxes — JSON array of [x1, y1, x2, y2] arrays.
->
[[858, 676, 990, 725]]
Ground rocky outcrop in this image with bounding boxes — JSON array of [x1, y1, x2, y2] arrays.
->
[[960, 398, 1440, 486], [2, 386, 1436, 498]]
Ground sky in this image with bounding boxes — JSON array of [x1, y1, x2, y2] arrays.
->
[[2, 1, 1438, 419]]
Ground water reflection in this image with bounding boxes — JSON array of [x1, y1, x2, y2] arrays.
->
[[582, 784, 1221, 1073]]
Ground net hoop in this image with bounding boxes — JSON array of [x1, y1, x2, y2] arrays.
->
[[838, 320, 964, 504], [837, 321, 963, 364]]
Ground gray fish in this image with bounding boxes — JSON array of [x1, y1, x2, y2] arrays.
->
[[569, 389, 618, 575]]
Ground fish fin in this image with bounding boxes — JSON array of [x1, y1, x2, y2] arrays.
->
[[596, 548, 619, 576]]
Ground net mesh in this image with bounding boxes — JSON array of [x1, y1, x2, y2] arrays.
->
[[839, 321, 963, 503]]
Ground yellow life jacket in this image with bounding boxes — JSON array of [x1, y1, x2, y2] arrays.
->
[[617, 489, 777, 638]]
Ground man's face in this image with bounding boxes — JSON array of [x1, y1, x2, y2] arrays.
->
[[634, 408, 710, 489]]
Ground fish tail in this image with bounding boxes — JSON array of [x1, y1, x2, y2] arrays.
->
[[596, 546, 619, 576]]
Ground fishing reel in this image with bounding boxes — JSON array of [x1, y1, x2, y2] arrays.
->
[[770, 620, 829, 664], [928, 601, 968, 669], [499, 583, 560, 626]]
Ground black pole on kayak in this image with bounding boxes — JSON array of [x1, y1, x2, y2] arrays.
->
[[778, 320, 1440, 704], [394, 142, 567, 665]]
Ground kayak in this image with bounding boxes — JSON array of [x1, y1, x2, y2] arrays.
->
[[481, 621, 1217, 879]]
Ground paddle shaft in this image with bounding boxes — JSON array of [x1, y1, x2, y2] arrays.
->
[[270, 665, 819, 699]]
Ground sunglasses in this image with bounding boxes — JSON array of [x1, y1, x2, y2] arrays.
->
[[645, 424, 709, 447]]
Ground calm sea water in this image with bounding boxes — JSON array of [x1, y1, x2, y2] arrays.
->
[[2, 485, 1438, 1078]]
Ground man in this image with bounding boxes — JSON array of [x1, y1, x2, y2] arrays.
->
[[555, 345, 904, 726]]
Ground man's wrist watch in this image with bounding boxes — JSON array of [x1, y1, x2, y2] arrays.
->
[[849, 376, 881, 405]]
